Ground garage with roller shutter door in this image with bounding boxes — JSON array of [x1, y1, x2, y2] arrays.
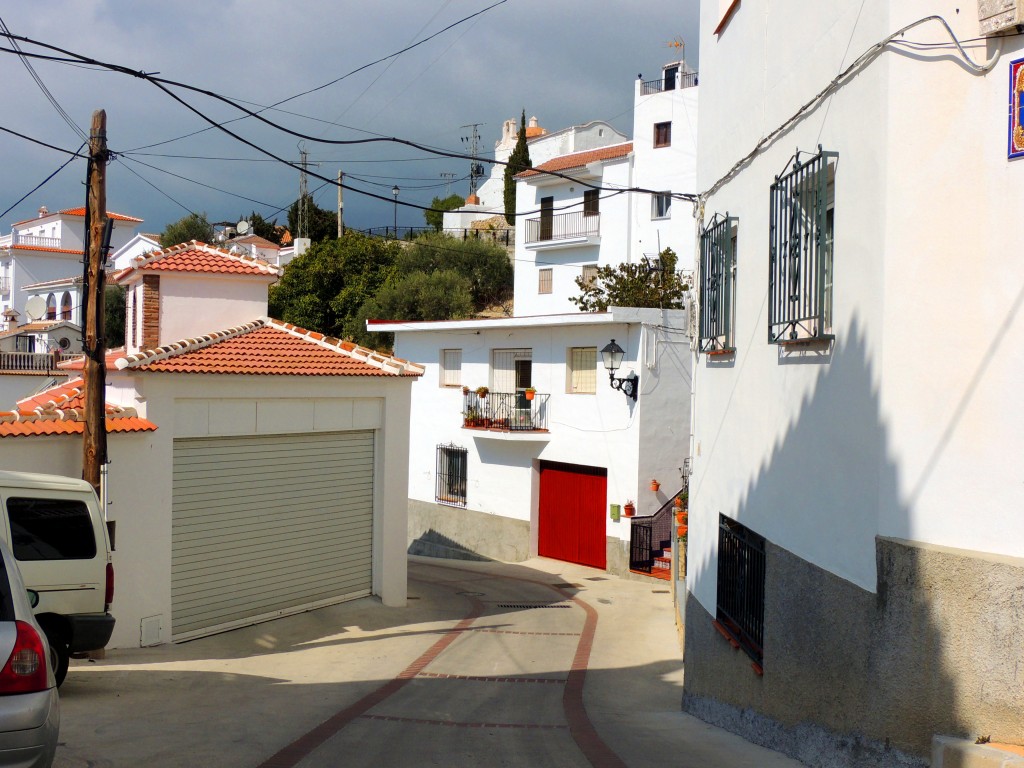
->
[[171, 430, 374, 641]]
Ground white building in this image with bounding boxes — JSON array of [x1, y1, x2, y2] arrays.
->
[[375, 60, 699, 578], [0, 240, 421, 649], [0, 206, 142, 326], [443, 117, 629, 231], [684, 2, 1024, 765]]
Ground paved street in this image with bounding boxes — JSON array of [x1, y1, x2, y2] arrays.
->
[[53, 557, 803, 767]]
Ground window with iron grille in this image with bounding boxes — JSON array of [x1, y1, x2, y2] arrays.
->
[[768, 146, 836, 344], [654, 121, 672, 148], [652, 192, 672, 220], [440, 348, 461, 387], [716, 515, 765, 664], [538, 268, 553, 294], [583, 189, 600, 216], [435, 444, 467, 506], [567, 346, 597, 394], [699, 214, 737, 354]]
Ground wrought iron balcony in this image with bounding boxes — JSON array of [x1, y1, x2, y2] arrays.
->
[[641, 71, 699, 95], [524, 211, 600, 246], [461, 391, 548, 432]]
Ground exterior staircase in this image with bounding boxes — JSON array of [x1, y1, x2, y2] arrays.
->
[[629, 490, 683, 581]]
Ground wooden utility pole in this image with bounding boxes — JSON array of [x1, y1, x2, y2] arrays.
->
[[337, 168, 344, 237], [82, 110, 109, 495]]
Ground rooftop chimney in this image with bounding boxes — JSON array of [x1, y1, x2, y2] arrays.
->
[[38, 206, 48, 218]]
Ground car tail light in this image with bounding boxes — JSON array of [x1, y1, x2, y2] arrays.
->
[[0, 620, 49, 693], [105, 562, 114, 611]]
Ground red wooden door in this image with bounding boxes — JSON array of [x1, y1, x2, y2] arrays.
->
[[538, 462, 607, 569]]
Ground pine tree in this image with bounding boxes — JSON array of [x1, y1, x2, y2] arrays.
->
[[503, 110, 532, 225]]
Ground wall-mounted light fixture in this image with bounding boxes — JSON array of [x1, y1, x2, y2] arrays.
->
[[600, 339, 638, 401]]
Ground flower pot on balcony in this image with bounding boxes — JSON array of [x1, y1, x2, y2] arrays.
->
[[623, 502, 636, 517], [524, 388, 536, 401], [650, 480, 660, 492], [675, 511, 687, 525]]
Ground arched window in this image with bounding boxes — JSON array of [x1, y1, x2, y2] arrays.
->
[[60, 292, 72, 321], [45, 294, 56, 321]]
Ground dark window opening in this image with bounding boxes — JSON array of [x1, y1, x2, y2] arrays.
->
[[436, 445, 467, 506], [7, 497, 97, 561], [716, 515, 765, 664], [654, 121, 672, 148], [583, 190, 599, 217]]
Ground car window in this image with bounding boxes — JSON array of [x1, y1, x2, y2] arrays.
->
[[7, 497, 97, 561], [0, 554, 13, 621]]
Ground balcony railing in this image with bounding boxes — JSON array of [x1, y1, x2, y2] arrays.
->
[[0, 351, 76, 372], [641, 71, 699, 95], [524, 211, 600, 245], [462, 391, 548, 432], [13, 234, 62, 249]]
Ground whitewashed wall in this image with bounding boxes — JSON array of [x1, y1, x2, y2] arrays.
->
[[689, 0, 1024, 617]]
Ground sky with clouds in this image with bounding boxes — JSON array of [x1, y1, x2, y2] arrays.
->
[[0, 1, 699, 235]]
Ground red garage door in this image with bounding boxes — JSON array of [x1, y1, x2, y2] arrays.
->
[[538, 461, 607, 569]]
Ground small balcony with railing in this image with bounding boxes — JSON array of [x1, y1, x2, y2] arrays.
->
[[640, 70, 698, 95], [523, 211, 600, 250], [461, 390, 550, 441]]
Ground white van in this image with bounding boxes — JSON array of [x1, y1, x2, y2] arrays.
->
[[0, 471, 114, 685]]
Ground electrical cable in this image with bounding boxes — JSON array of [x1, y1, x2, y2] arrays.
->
[[0, 15, 87, 143], [0, 142, 85, 220], [118, 155, 281, 209]]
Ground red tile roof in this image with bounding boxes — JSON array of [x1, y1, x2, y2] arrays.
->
[[516, 142, 633, 179], [112, 319, 424, 377], [8, 245, 84, 255], [57, 208, 143, 223], [115, 241, 282, 281], [0, 377, 157, 438], [11, 209, 142, 227]]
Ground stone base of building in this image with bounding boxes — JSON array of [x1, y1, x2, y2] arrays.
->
[[682, 536, 1024, 766]]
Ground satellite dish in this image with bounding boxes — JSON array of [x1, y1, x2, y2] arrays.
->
[[25, 296, 46, 322], [236, 220, 250, 235]]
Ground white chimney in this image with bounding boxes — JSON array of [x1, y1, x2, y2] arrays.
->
[[38, 206, 48, 218]]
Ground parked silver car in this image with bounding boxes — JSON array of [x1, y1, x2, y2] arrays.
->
[[0, 537, 59, 767]]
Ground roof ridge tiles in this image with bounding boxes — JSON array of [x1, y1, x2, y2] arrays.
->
[[116, 320, 266, 370], [264, 318, 425, 376], [121, 240, 281, 278]]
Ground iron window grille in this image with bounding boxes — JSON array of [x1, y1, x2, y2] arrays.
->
[[538, 268, 553, 294], [716, 515, 766, 664], [699, 213, 737, 354], [435, 444, 467, 507], [768, 146, 837, 344]]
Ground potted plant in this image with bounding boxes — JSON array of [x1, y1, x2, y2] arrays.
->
[[462, 385, 470, 396], [623, 500, 636, 517], [650, 479, 660, 492], [524, 387, 536, 401], [475, 386, 489, 398], [463, 406, 480, 427]]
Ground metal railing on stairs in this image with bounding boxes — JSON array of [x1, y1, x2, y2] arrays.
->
[[629, 489, 683, 573]]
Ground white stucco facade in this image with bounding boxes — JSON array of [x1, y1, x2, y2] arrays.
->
[[376, 307, 691, 562], [688, 0, 1024, 611]]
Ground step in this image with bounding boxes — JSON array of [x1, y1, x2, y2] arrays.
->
[[630, 568, 672, 582], [653, 556, 672, 570]]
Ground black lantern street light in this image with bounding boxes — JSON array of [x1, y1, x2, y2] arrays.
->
[[600, 339, 638, 401], [391, 185, 400, 237]]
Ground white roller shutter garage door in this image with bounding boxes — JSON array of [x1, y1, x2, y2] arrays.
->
[[172, 431, 374, 640]]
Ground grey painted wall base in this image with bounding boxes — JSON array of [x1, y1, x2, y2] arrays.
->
[[683, 537, 1024, 765], [408, 499, 530, 562]]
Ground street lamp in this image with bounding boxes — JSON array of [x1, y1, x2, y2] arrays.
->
[[391, 185, 399, 237], [600, 339, 638, 401]]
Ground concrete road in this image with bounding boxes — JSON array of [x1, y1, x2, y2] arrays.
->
[[53, 556, 804, 768]]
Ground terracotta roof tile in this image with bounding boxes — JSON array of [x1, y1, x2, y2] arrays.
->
[[115, 241, 282, 280], [7, 245, 84, 255], [0, 377, 157, 437], [113, 319, 424, 377], [56, 208, 143, 223], [517, 142, 633, 178]]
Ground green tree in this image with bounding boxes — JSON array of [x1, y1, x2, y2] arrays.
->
[[160, 212, 214, 247], [424, 193, 465, 231], [569, 247, 690, 312], [104, 284, 126, 348], [347, 270, 474, 350], [239, 211, 282, 244], [398, 233, 512, 311], [268, 231, 400, 338], [287, 194, 337, 243], [503, 110, 532, 225]]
